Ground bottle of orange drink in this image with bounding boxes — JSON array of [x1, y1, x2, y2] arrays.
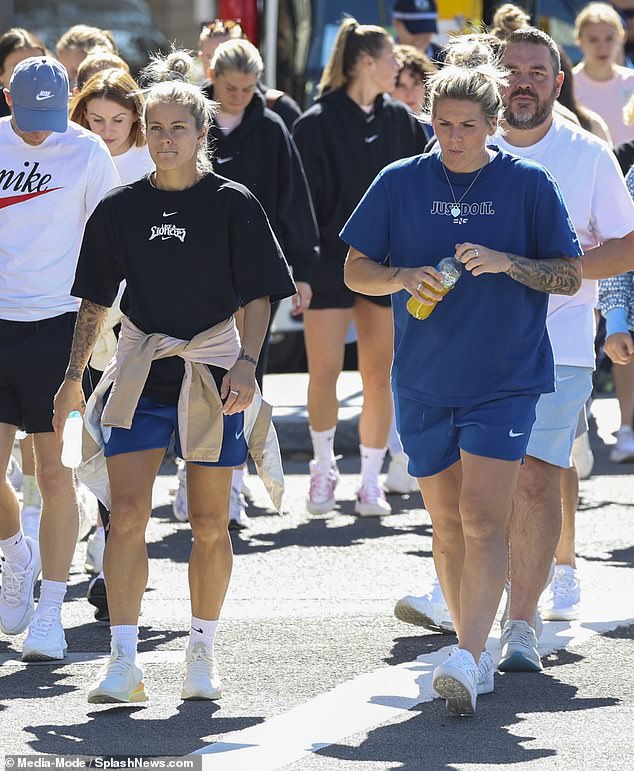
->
[[406, 256, 463, 320]]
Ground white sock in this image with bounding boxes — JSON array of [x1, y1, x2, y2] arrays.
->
[[111, 625, 138, 660], [310, 426, 336, 464], [231, 467, 244, 492], [360, 445, 387, 486], [22, 474, 41, 509], [387, 415, 405, 457], [0, 531, 31, 566], [189, 616, 218, 653], [37, 579, 66, 613]]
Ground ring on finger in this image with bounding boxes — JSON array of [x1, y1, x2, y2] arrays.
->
[[416, 282, 423, 292], [473, 248, 479, 257]]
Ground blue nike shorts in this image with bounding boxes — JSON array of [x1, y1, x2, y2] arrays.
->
[[394, 391, 540, 478], [103, 396, 248, 467]]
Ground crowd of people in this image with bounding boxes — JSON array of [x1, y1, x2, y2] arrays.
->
[[0, 0, 633, 718]]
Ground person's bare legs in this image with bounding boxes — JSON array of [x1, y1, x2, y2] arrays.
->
[[422, 453, 520, 659], [613, 359, 634, 428], [508, 456, 562, 624], [105, 448, 165, 624], [20, 434, 36, 476], [353, 298, 393, 449], [186, 465, 233, 619], [32, 432, 79, 582], [0, 423, 20, 540], [303, 308, 352, 431], [418, 461, 463, 637], [557, 464, 578, 567]]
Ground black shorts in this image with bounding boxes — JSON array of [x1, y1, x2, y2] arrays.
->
[[0, 312, 78, 434], [308, 256, 391, 309]]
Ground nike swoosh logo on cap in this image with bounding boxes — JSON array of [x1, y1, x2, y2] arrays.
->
[[35, 93, 54, 101]]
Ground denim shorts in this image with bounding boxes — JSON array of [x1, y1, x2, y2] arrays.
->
[[394, 391, 540, 478], [104, 396, 248, 467], [525, 365, 594, 468]]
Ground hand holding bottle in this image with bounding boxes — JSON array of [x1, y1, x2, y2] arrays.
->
[[407, 257, 463, 320]]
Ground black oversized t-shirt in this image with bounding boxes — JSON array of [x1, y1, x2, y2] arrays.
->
[[72, 173, 296, 402]]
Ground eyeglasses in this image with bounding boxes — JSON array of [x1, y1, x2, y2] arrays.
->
[[201, 19, 243, 36]]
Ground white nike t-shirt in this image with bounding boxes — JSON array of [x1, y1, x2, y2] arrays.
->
[[496, 114, 634, 368], [0, 117, 120, 321]]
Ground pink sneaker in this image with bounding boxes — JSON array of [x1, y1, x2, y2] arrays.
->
[[307, 460, 339, 515], [355, 481, 392, 517]]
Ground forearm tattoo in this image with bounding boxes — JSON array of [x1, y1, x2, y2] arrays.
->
[[505, 254, 581, 296], [65, 300, 109, 381]]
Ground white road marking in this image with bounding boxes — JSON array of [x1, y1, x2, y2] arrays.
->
[[194, 568, 633, 770]]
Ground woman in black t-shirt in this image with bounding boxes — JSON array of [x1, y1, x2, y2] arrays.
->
[[53, 50, 295, 705], [293, 18, 427, 519]]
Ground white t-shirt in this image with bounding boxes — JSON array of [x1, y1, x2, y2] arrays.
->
[[0, 117, 120, 321], [496, 114, 634, 367], [113, 143, 154, 185], [573, 64, 634, 146]]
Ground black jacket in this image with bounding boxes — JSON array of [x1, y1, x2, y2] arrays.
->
[[615, 139, 634, 176], [293, 88, 428, 266], [256, 81, 301, 132], [203, 86, 319, 283]]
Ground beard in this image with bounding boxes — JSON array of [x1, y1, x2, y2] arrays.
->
[[503, 86, 558, 130]]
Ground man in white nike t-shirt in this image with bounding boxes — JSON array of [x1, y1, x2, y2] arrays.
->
[[0, 57, 119, 660]]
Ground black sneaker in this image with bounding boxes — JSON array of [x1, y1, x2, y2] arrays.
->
[[87, 575, 109, 623]]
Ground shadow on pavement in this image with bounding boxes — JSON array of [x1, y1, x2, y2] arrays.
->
[[315, 647, 619, 770], [23, 704, 264, 756], [582, 544, 634, 569]]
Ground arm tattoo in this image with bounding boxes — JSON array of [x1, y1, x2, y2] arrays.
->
[[65, 300, 109, 381], [505, 254, 581, 296]]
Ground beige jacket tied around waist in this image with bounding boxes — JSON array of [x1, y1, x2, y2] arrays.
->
[[77, 315, 285, 512]]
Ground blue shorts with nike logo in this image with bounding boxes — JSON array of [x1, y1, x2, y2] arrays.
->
[[394, 391, 539, 478], [103, 396, 248, 467]]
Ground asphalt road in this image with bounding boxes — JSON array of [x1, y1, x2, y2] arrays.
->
[[0, 396, 633, 770]]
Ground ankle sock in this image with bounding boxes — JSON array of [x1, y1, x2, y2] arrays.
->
[[360, 445, 387, 486], [310, 426, 336, 464], [189, 616, 218, 653], [111, 625, 138, 660], [0, 531, 31, 566], [37, 579, 66, 613]]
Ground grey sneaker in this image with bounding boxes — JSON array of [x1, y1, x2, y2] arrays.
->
[[498, 620, 543, 672]]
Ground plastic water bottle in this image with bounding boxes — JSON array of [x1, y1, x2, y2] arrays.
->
[[61, 411, 83, 469], [407, 256, 463, 320]]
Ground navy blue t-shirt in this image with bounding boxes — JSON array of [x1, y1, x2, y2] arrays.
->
[[340, 148, 582, 406]]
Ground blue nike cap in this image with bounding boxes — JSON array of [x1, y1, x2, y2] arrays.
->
[[393, 0, 439, 35], [9, 56, 69, 133]]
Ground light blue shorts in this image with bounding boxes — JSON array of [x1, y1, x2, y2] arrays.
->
[[525, 365, 593, 468]]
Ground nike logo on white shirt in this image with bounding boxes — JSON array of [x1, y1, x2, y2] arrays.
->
[[163, 211, 178, 217], [365, 134, 379, 143], [217, 157, 234, 164]]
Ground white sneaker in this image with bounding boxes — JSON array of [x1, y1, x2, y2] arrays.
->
[[228, 486, 249, 530], [477, 651, 494, 695], [88, 645, 147, 703], [433, 647, 479, 715], [572, 432, 594, 479], [355, 481, 392, 516], [384, 452, 419, 494], [609, 426, 634, 463], [85, 528, 105, 574], [181, 643, 222, 700], [168, 459, 184, 495], [22, 606, 68, 661], [0, 536, 41, 635], [393, 578, 455, 633], [498, 619, 542, 672], [21, 505, 41, 542], [307, 460, 339, 515], [172, 462, 188, 523], [7, 454, 23, 491], [541, 564, 581, 621]]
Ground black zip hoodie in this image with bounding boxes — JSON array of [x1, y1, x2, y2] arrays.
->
[[203, 85, 319, 284], [293, 88, 427, 267]]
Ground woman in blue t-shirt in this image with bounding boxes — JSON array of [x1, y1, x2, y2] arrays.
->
[[341, 50, 582, 716]]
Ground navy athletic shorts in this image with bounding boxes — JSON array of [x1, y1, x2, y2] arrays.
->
[[394, 391, 540, 478], [104, 396, 248, 467]]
